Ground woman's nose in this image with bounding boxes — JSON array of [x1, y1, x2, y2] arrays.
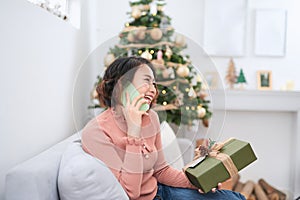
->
[[149, 83, 157, 94]]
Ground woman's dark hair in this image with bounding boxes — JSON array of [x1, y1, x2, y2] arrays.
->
[[97, 56, 157, 107]]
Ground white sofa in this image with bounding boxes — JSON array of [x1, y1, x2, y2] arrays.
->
[[4, 123, 194, 200]]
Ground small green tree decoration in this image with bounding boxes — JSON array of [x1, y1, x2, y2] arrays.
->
[[236, 69, 247, 89]]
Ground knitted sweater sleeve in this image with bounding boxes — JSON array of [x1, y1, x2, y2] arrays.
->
[[151, 114, 195, 189]]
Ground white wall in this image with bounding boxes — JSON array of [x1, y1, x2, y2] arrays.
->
[[167, 0, 300, 91], [0, 0, 91, 198]]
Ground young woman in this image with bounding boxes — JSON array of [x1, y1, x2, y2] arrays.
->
[[81, 56, 245, 200]]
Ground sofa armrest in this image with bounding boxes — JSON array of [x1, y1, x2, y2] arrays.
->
[[4, 134, 80, 200], [177, 138, 194, 165]]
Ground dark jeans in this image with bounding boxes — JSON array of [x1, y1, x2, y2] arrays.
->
[[153, 183, 246, 200]]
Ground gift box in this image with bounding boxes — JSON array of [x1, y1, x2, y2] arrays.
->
[[184, 138, 257, 193]]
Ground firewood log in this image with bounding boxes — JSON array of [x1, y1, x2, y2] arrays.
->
[[248, 194, 257, 200], [231, 174, 240, 189], [234, 182, 244, 193], [240, 180, 255, 199], [254, 183, 268, 200], [258, 179, 286, 200], [268, 193, 279, 200]]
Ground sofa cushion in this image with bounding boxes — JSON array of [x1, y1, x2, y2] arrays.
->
[[160, 121, 184, 170], [57, 141, 129, 200]]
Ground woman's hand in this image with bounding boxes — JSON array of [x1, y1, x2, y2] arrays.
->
[[122, 92, 148, 138], [198, 183, 222, 193]]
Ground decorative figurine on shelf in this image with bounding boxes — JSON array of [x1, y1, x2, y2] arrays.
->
[[236, 69, 247, 89], [225, 58, 237, 89]]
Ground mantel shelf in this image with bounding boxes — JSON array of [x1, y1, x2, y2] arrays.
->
[[209, 89, 300, 112]]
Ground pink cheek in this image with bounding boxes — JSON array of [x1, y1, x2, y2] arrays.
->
[[137, 83, 149, 93]]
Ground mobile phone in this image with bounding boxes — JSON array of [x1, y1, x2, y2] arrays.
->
[[121, 82, 150, 111]]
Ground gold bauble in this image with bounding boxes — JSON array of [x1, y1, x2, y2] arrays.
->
[[165, 45, 172, 59], [131, 7, 141, 19], [104, 54, 115, 67], [150, 28, 163, 41], [127, 32, 135, 42], [162, 69, 169, 78], [196, 74, 202, 82], [175, 34, 186, 47], [141, 50, 153, 60], [197, 107, 206, 118], [136, 30, 145, 40], [176, 65, 190, 77], [157, 5, 164, 11]]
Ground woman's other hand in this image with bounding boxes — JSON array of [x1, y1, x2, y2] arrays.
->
[[198, 183, 222, 193]]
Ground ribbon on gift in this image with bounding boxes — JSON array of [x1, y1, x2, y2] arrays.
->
[[183, 138, 238, 178]]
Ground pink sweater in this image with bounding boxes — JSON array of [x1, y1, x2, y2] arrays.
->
[[81, 108, 194, 200]]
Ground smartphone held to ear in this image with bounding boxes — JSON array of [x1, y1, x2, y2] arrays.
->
[[121, 83, 150, 111]]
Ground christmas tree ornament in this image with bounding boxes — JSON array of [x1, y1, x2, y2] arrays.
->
[[131, 7, 141, 19], [150, 28, 163, 41], [104, 53, 115, 67], [127, 49, 132, 56], [162, 69, 170, 78], [136, 29, 145, 40], [175, 34, 186, 47], [157, 5, 164, 11], [199, 91, 208, 100], [141, 50, 153, 60], [225, 58, 237, 89], [196, 74, 202, 83], [176, 65, 190, 77], [197, 107, 206, 118], [165, 45, 172, 59], [157, 50, 163, 60], [127, 32, 135, 42], [150, 2, 157, 15], [188, 86, 197, 98]]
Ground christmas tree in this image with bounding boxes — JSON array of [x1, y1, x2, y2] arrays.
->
[[90, 0, 211, 127], [225, 58, 237, 89], [236, 69, 247, 89], [236, 69, 247, 84]]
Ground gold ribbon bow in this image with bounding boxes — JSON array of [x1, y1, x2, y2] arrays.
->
[[184, 138, 238, 178]]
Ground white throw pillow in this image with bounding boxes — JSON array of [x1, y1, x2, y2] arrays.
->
[[58, 141, 129, 200], [160, 121, 184, 170]]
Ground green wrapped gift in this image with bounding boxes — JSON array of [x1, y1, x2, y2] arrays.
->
[[184, 138, 257, 193]]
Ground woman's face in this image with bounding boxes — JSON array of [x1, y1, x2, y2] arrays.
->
[[131, 64, 157, 106]]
